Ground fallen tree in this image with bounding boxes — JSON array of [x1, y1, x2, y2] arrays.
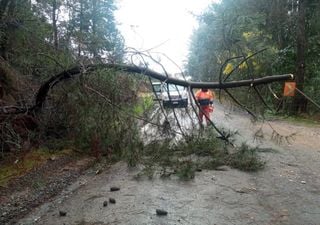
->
[[0, 63, 294, 114], [0, 62, 295, 145]]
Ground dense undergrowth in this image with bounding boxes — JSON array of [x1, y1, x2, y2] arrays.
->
[[38, 69, 147, 158], [0, 67, 151, 183]]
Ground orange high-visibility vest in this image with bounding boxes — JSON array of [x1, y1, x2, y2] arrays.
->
[[196, 90, 215, 101]]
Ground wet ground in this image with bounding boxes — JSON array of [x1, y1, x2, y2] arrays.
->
[[18, 103, 320, 225]]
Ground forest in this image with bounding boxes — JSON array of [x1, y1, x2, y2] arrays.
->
[[1, 0, 320, 224], [0, 0, 133, 155], [188, 0, 320, 115]]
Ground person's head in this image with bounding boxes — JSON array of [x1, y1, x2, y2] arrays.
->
[[201, 88, 208, 92]]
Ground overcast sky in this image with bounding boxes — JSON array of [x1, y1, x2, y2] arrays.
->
[[115, 0, 217, 74]]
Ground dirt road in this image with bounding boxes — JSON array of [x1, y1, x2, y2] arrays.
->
[[18, 104, 320, 225]]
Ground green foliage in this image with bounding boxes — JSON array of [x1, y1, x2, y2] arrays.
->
[[37, 69, 143, 164], [66, 0, 124, 59], [0, 0, 124, 77], [188, 0, 280, 82], [0, 0, 128, 160], [138, 128, 265, 180], [227, 144, 265, 171], [175, 161, 196, 181], [133, 95, 154, 117], [188, 0, 320, 115]]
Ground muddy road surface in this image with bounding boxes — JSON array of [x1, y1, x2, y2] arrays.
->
[[18, 103, 320, 225]]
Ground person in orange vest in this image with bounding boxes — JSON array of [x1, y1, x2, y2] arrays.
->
[[195, 88, 215, 125]]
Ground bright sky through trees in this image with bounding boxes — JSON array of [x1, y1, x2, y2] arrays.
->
[[115, 0, 216, 74]]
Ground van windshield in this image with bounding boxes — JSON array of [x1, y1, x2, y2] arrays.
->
[[152, 83, 161, 93], [165, 84, 185, 92]]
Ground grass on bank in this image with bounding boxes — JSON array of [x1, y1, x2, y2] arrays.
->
[[0, 148, 74, 187], [264, 109, 320, 126]]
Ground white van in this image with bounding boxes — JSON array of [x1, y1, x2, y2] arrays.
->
[[152, 82, 188, 108]]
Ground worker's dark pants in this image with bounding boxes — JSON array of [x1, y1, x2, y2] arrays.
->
[[199, 105, 212, 124]]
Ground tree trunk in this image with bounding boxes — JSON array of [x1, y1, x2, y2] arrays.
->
[[92, 0, 98, 58], [0, 0, 16, 59], [78, 0, 83, 56], [0, 0, 11, 20], [292, 0, 307, 114], [52, 0, 59, 49], [0, 0, 10, 58]]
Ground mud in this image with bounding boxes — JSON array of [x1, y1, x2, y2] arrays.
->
[[0, 156, 95, 225], [18, 103, 320, 225]]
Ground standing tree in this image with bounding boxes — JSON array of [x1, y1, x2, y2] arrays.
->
[[34, 0, 64, 49], [187, 0, 320, 115], [67, 0, 124, 61], [293, 0, 307, 113]]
